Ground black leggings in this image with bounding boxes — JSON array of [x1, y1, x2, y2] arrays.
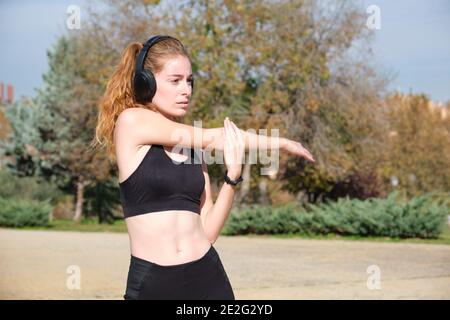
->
[[124, 245, 235, 300]]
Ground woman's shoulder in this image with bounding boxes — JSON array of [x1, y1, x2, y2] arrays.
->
[[115, 107, 160, 138], [117, 107, 156, 123]]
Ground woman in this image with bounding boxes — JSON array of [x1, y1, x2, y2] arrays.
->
[[94, 35, 314, 300]]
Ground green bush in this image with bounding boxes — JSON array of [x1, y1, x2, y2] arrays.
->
[[0, 197, 52, 227], [0, 170, 63, 204], [222, 191, 449, 239]]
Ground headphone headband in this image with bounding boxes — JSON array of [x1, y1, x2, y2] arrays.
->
[[135, 35, 174, 75]]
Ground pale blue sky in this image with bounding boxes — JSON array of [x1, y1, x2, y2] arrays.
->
[[0, 0, 87, 100], [362, 0, 450, 103], [0, 0, 449, 103]]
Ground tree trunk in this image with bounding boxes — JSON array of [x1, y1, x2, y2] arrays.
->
[[258, 179, 269, 206], [73, 177, 86, 223], [296, 190, 307, 205]]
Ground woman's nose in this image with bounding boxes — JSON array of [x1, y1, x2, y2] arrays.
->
[[182, 80, 192, 95]]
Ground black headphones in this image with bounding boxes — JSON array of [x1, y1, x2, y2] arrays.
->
[[133, 35, 194, 104]]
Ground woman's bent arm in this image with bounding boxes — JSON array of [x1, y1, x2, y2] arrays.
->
[[202, 182, 236, 244]]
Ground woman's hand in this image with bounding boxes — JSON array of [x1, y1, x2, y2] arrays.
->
[[282, 138, 315, 162], [223, 117, 244, 180]]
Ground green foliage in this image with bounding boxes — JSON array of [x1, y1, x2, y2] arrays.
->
[[0, 170, 58, 227], [0, 197, 52, 228], [1, 100, 43, 177], [0, 170, 64, 204], [83, 177, 123, 224], [223, 191, 449, 239]]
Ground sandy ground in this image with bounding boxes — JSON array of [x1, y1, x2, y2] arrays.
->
[[1, 228, 449, 300]]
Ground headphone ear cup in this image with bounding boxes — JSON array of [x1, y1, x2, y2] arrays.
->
[[133, 70, 157, 103], [142, 70, 157, 102]]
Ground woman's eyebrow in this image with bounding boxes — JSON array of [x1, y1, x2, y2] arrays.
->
[[167, 74, 193, 77]]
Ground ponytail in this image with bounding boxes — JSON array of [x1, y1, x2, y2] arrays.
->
[[91, 42, 156, 159]]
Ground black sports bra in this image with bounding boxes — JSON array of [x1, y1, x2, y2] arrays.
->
[[118, 144, 205, 218]]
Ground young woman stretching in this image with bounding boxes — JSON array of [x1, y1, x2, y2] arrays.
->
[[94, 35, 314, 300]]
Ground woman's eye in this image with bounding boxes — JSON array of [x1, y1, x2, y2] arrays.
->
[[171, 79, 192, 84]]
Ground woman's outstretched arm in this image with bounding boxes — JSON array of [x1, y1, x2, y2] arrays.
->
[[226, 117, 315, 162], [115, 107, 314, 162], [206, 117, 314, 162]]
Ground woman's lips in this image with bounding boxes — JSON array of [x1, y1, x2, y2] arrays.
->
[[177, 102, 189, 108]]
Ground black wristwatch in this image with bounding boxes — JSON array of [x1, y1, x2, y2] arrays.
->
[[224, 170, 243, 186]]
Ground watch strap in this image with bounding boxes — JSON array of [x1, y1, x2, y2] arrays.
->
[[224, 170, 243, 186]]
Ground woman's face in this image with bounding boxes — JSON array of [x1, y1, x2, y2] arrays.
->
[[152, 55, 193, 120]]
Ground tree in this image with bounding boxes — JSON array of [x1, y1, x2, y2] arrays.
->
[[381, 93, 450, 197], [1, 98, 43, 177], [85, 0, 391, 205], [4, 36, 112, 222], [171, 0, 389, 203]]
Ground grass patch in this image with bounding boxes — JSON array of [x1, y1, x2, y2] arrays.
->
[[9, 218, 450, 245], [248, 224, 450, 245]]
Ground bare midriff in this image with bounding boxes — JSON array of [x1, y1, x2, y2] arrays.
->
[[124, 210, 212, 266]]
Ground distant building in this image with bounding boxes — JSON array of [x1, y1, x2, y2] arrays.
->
[[0, 82, 14, 169], [0, 82, 14, 104]]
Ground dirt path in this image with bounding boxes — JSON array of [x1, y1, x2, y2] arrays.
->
[[1, 228, 449, 299]]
